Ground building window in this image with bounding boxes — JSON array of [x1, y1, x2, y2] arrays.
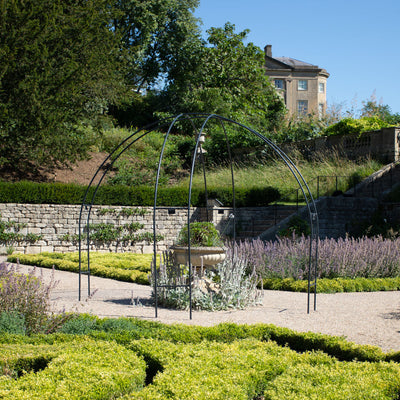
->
[[274, 79, 284, 89], [297, 100, 308, 115], [318, 103, 324, 117], [319, 82, 325, 93], [298, 80, 308, 91]]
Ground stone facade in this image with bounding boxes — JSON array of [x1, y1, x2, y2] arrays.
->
[[264, 44, 329, 116]]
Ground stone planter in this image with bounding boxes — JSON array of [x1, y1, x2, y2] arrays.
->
[[171, 246, 226, 268]]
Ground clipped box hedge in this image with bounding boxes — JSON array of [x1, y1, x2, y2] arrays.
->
[[8, 252, 153, 285], [2, 320, 400, 399], [0, 339, 146, 399], [0, 181, 280, 207], [262, 276, 400, 293]]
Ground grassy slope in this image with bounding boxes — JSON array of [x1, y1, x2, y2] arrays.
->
[[171, 152, 383, 201]]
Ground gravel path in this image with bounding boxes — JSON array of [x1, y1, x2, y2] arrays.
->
[[5, 259, 400, 352]]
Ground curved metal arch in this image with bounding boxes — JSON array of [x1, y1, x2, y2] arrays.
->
[[79, 113, 319, 315], [78, 116, 184, 298]]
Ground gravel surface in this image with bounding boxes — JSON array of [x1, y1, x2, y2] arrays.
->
[[4, 258, 400, 352]]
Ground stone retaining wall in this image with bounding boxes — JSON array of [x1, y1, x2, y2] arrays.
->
[[2, 198, 387, 254], [285, 127, 400, 163], [0, 203, 285, 254], [0, 204, 196, 254], [260, 196, 380, 240]]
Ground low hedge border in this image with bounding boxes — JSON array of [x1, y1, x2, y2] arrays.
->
[[7, 253, 153, 285], [123, 338, 400, 400], [0, 181, 280, 207], [21, 316, 398, 364], [2, 323, 400, 399], [261, 276, 400, 293], [0, 339, 146, 399]]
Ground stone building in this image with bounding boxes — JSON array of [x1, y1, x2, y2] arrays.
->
[[264, 44, 329, 117]]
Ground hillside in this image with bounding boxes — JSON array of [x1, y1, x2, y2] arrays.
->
[[0, 152, 109, 186]]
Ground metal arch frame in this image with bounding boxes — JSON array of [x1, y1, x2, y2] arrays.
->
[[78, 113, 319, 315]]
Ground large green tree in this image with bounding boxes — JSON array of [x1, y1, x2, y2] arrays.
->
[[111, 0, 200, 91], [163, 23, 286, 134], [109, 0, 202, 127], [0, 0, 127, 174]]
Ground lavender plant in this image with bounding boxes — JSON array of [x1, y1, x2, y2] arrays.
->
[[235, 236, 400, 280], [0, 262, 58, 334]]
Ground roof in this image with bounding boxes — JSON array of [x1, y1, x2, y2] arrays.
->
[[264, 55, 329, 77], [275, 57, 318, 69]]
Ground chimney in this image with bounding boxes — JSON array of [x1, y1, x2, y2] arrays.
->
[[265, 44, 272, 57]]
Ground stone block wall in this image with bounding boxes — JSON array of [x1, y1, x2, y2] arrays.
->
[[286, 127, 400, 163], [260, 196, 379, 240], [0, 203, 202, 254], [2, 198, 383, 254], [316, 196, 379, 239], [0, 203, 298, 254], [211, 205, 298, 238]]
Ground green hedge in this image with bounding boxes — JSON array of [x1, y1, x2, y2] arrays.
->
[[2, 320, 400, 399], [36, 317, 400, 364], [0, 339, 146, 399], [262, 277, 400, 293], [324, 116, 393, 137], [124, 338, 400, 400], [7, 253, 153, 285], [0, 181, 280, 207]]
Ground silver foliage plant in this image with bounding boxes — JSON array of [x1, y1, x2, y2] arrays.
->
[[151, 246, 263, 311]]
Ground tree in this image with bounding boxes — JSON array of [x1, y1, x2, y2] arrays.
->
[[111, 0, 201, 92], [360, 93, 400, 125], [0, 0, 128, 174], [109, 0, 202, 127], [162, 23, 286, 135]]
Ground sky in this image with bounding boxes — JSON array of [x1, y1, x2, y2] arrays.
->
[[194, 0, 400, 115]]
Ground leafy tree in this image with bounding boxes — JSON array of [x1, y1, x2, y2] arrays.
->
[[0, 0, 128, 174], [360, 95, 400, 125], [157, 23, 286, 163], [109, 0, 202, 127], [111, 0, 200, 92], [163, 23, 285, 132]]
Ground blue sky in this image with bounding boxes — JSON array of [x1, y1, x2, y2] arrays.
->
[[194, 0, 400, 115]]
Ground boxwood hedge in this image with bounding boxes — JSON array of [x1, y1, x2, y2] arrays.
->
[[1, 328, 400, 399], [0, 339, 146, 399], [0, 181, 280, 207]]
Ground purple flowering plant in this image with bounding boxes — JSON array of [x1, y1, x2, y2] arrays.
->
[[0, 261, 58, 334], [231, 235, 400, 281]]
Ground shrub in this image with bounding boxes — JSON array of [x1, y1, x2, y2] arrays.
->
[[0, 311, 26, 335], [0, 339, 146, 399], [0, 262, 57, 334], [236, 236, 400, 282], [278, 215, 311, 237], [175, 221, 224, 247], [324, 116, 393, 136], [58, 315, 99, 335]]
